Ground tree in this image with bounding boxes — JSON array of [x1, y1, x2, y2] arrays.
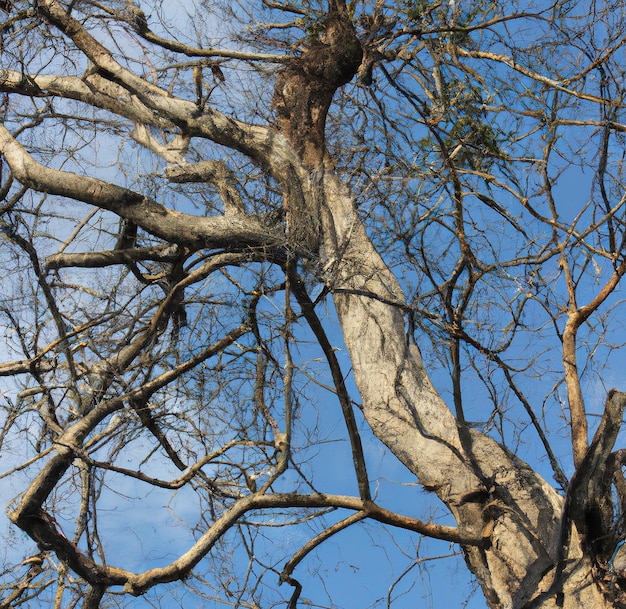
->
[[0, 0, 625, 607]]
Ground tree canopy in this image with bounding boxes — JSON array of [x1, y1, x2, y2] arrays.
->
[[1, 1, 626, 608]]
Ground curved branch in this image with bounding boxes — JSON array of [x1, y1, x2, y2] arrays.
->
[[0, 124, 284, 250], [80, 439, 243, 490], [280, 510, 367, 605], [96, 0, 287, 61], [123, 491, 485, 596]]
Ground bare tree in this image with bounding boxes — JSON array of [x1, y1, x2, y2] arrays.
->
[[0, 1, 625, 608]]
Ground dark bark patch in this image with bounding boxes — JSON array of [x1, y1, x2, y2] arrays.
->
[[272, 13, 362, 165]]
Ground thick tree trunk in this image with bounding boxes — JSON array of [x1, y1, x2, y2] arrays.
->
[[318, 169, 616, 608], [262, 3, 620, 603]]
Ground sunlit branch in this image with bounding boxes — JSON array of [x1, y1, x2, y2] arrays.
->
[[248, 289, 288, 463], [560, 34, 626, 85], [565, 192, 626, 257], [0, 357, 56, 376], [454, 325, 568, 488], [130, 123, 190, 165], [0, 447, 55, 480], [139, 28, 289, 63], [389, 11, 547, 42], [165, 160, 248, 215], [0, 557, 48, 607], [563, 256, 626, 467], [129, 324, 252, 404], [45, 244, 182, 270], [7, 320, 255, 589], [0, 218, 82, 405], [456, 48, 618, 106], [0, 70, 172, 128], [261, 0, 308, 15], [130, 396, 189, 471], [0, 124, 284, 250], [548, 119, 626, 132]]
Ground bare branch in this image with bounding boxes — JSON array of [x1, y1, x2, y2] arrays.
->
[[0, 124, 284, 250]]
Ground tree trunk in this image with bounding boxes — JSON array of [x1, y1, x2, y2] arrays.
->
[[262, 2, 626, 609], [318, 169, 617, 608], [263, 3, 621, 604]]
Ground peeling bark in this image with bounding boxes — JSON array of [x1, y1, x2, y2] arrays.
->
[[271, 0, 362, 252], [272, 2, 362, 167]]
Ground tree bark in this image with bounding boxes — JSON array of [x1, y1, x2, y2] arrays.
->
[[318, 169, 617, 608]]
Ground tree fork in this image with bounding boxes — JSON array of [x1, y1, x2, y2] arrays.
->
[[271, 0, 362, 254], [272, 0, 362, 167]]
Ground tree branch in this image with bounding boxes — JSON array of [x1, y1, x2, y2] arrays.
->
[[290, 268, 372, 502], [563, 258, 626, 467], [456, 47, 618, 106], [45, 244, 182, 270], [123, 491, 486, 596], [36, 0, 294, 171], [0, 124, 284, 250], [165, 161, 247, 215]]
